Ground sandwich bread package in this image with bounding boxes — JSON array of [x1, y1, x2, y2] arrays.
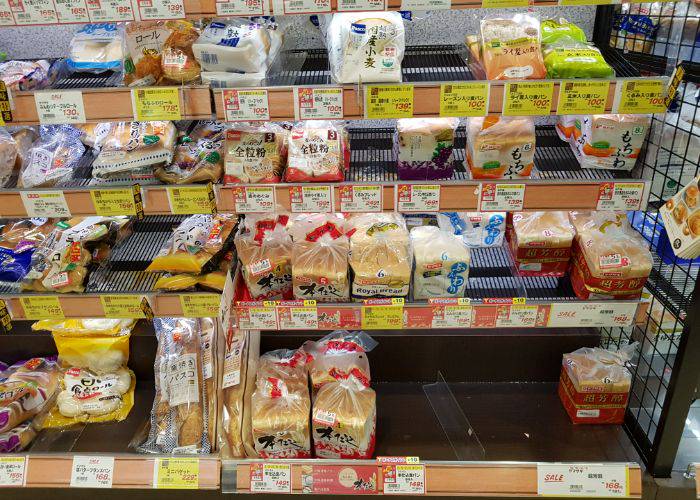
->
[[285, 121, 349, 183], [541, 19, 614, 79], [155, 121, 225, 184], [325, 12, 405, 84], [18, 125, 85, 188], [466, 117, 535, 179], [348, 213, 411, 300], [123, 21, 169, 86], [395, 118, 459, 181], [507, 211, 575, 277], [0, 218, 55, 283], [67, 23, 124, 74], [659, 175, 700, 259], [235, 213, 293, 300], [305, 330, 377, 391], [437, 212, 506, 248], [218, 329, 249, 458], [411, 226, 470, 300], [479, 14, 546, 80], [288, 213, 350, 302], [224, 122, 288, 184], [161, 20, 201, 84]]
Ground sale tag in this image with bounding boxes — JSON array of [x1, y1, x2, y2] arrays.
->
[[278, 305, 318, 329], [432, 304, 472, 328], [502, 81, 554, 116], [100, 295, 148, 318], [180, 294, 220, 318], [236, 306, 278, 330], [54, 0, 89, 23], [383, 464, 425, 494], [361, 300, 404, 330], [132, 87, 181, 121], [251, 463, 291, 493], [439, 83, 489, 117], [537, 464, 628, 497], [304, 464, 379, 494], [222, 89, 270, 121], [35, 90, 86, 124], [12, 0, 57, 24], [495, 304, 538, 327], [557, 80, 610, 115], [216, 0, 265, 15], [91, 188, 138, 216], [137, 0, 184, 19], [596, 182, 645, 211], [339, 185, 382, 212], [20, 296, 64, 320], [70, 456, 114, 488], [153, 458, 199, 489], [338, 0, 385, 10], [0, 82, 12, 122], [479, 183, 525, 211], [87, 0, 135, 21], [231, 186, 275, 213], [547, 302, 636, 327], [481, 0, 528, 6], [167, 185, 216, 214], [21, 191, 71, 217], [282, 0, 330, 13], [294, 87, 343, 120], [364, 85, 414, 119], [0, 457, 26, 487], [613, 79, 667, 114], [396, 184, 440, 212], [290, 185, 333, 213]]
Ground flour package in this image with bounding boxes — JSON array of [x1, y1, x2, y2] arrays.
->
[[411, 226, 470, 300], [67, 23, 123, 74], [325, 12, 405, 84], [437, 212, 506, 248]]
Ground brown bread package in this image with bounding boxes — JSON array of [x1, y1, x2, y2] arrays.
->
[[241, 331, 261, 458], [218, 329, 249, 458]]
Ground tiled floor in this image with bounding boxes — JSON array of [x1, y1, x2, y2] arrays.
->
[[673, 400, 700, 472]]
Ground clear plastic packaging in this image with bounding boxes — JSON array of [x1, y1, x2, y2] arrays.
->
[[155, 121, 224, 184], [0, 218, 54, 282], [0, 129, 18, 188], [305, 330, 377, 391], [18, 125, 85, 188], [508, 211, 575, 277], [0, 420, 38, 453], [556, 115, 577, 141], [67, 23, 124, 74], [161, 20, 202, 84], [411, 226, 470, 300], [543, 39, 614, 79], [199, 317, 217, 448], [285, 121, 349, 183], [153, 250, 233, 292], [9, 127, 39, 172], [395, 118, 459, 181], [0, 59, 62, 91], [123, 21, 169, 86], [77, 123, 112, 150], [224, 122, 288, 184], [480, 14, 546, 80], [540, 18, 587, 45], [218, 329, 248, 458], [437, 212, 506, 248], [466, 117, 535, 179], [563, 344, 636, 393]]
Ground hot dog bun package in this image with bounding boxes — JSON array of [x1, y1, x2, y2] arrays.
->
[[437, 212, 506, 248], [395, 118, 459, 181], [285, 121, 349, 183], [224, 122, 288, 184], [659, 175, 700, 259], [466, 116, 535, 179], [411, 225, 470, 300], [480, 14, 546, 80], [507, 211, 575, 277]]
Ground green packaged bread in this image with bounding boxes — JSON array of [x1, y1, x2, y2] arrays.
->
[[543, 43, 615, 79], [541, 18, 587, 45]]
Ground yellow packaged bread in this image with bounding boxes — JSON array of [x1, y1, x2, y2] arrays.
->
[[161, 20, 201, 84]]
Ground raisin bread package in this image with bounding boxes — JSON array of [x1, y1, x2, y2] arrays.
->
[[411, 226, 470, 300], [305, 330, 377, 391], [285, 121, 349, 183], [507, 211, 575, 277], [395, 118, 459, 181], [224, 122, 288, 184]]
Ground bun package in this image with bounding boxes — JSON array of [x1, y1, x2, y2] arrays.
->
[[480, 15, 546, 80], [507, 211, 575, 277], [161, 20, 201, 84], [67, 23, 123, 74], [123, 21, 169, 86], [155, 121, 225, 184], [0, 218, 56, 283], [285, 121, 349, 183], [18, 125, 85, 188], [437, 212, 506, 248], [466, 117, 535, 179], [411, 226, 470, 300], [224, 122, 288, 184], [395, 118, 459, 181], [659, 175, 700, 259], [569, 115, 651, 170]]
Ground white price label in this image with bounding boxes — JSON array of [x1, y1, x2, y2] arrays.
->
[[338, 0, 385, 9], [237, 307, 278, 330], [282, 0, 330, 13], [35, 90, 86, 124], [495, 305, 538, 327], [0, 1, 16, 25], [400, 0, 450, 8], [12, 0, 57, 25], [86, 0, 135, 21], [290, 185, 333, 213], [548, 303, 636, 328], [0, 457, 26, 487], [537, 464, 628, 497], [70, 456, 114, 488], [383, 464, 425, 495], [432, 305, 472, 328], [250, 463, 291, 493], [223, 89, 270, 121], [396, 184, 440, 212], [216, 0, 265, 15], [596, 182, 645, 211], [231, 186, 275, 213], [339, 185, 382, 212], [137, 0, 184, 18], [21, 191, 71, 217], [278, 306, 318, 329], [479, 183, 525, 211], [294, 87, 343, 120], [54, 0, 89, 22]]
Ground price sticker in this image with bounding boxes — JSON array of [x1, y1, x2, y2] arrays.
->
[[364, 85, 414, 119], [167, 185, 216, 214], [35, 90, 86, 124], [293, 87, 343, 120], [502, 81, 554, 116], [231, 186, 275, 213], [479, 183, 525, 211], [222, 89, 270, 121], [383, 464, 425, 495], [216, 0, 265, 15], [613, 79, 667, 114], [361, 300, 404, 330], [0, 3, 16, 25], [153, 458, 199, 489], [432, 304, 472, 328], [290, 185, 333, 213], [537, 464, 628, 497], [137, 0, 184, 19], [70, 456, 114, 488], [236, 306, 278, 330], [495, 304, 538, 327], [278, 305, 318, 329], [481, 0, 528, 6], [20, 191, 71, 217], [91, 188, 138, 216], [339, 185, 382, 212], [0, 300, 12, 333], [439, 83, 489, 117], [547, 303, 635, 327], [557, 80, 610, 115], [20, 296, 64, 320], [282, 0, 330, 14], [86, 0, 135, 21], [180, 294, 221, 318], [100, 295, 148, 318], [54, 0, 89, 23], [0, 457, 26, 487], [132, 87, 181, 121], [338, 0, 385, 11], [250, 463, 291, 493], [12, 0, 57, 25], [596, 182, 645, 211], [396, 184, 440, 212]]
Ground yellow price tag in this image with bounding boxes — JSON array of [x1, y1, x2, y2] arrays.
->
[[180, 294, 221, 317], [167, 185, 216, 214], [100, 295, 147, 318], [20, 296, 64, 320], [0, 299, 12, 332], [0, 81, 11, 125], [153, 457, 199, 489], [132, 87, 182, 121], [440, 83, 489, 117], [361, 304, 404, 329], [364, 85, 414, 119], [482, 0, 528, 7], [502, 81, 554, 116], [557, 80, 610, 115], [512, 297, 526, 305], [90, 188, 137, 216], [614, 79, 668, 114]]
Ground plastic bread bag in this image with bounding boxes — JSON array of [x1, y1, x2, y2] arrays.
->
[[285, 121, 349, 183], [0, 128, 18, 187], [571, 115, 651, 170], [480, 14, 546, 80], [0, 59, 59, 91], [123, 21, 169, 86], [201, 71, 265, 89], [199, 317, 217, 447], [153, 250, 233, 292], [255, 348, 309, 391], [305, 330, 377, 391], [241, 331, 260, 457], [437, 212, 506, 248], [395, 118, 459, 181], [325, 12, 405, 84], [146, 214, 237, 274], [288, 213, 350, 302], [543, 38, 614, 79], [155, 121, 224, 184], [77, 123, 112, 151], [466, 116, 535, 179], [235, 213, 293, 300], [9, 127, 39, 172], [568, 210, 628, 237], [32, 318, 136, 338], [348, 212, 412, 300], [508, 211, 575, 277], [18, 125, 85, 188], [0, 420, 38, 453], [563, 343, 637, 393], [556, 115, 578, 141], [139, 318, 211, 454], [411, 226, 470, 300], [224, 122, 288, 184], [540, 18, 587, 45], [218, 329, 248, 458], [162, 20, 202, 84], [67, 23, 124, 74], [0, 218, 55, 282], [92, 121, 178, 180]]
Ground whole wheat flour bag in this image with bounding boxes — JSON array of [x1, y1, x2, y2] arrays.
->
[[395, 118, 459, 181], [224, 123, 287, 184], [218, 329, 248, 458], [305, 330, 377, 391], [466, 116, 535, 179], [411, 226, 470, 300], [285, 121, 349, 183], [480, 15, 546, 80], [507, 211, 575, 277], [571, 114, 651, 170], [124, 21, 169, 86], [289, 213, 350, 302], [155, 121, 224, 184]]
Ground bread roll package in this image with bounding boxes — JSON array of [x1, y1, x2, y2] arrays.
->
[[437, 212, 506, 248], [348, 213, 412, 300], [289, 213, 350, 302], [285, 121, 349, 183], [466, 117, 535, 179], [0, 129, 18, 188], [411, 226, 470, 300], [0, 421, 38, 453], [67, 23, 123, 75], [224, 122, 288, 184], [161, 20, 201, 84], [155, 121, 225, 184], [480, 15, 546, 80], [18, 125, 85, 188], [235, 214, 293, 300], [218, 329, 248, 458], [305, 330, 377, 391], [395, 118, 459, 180], [659, 175, 700, 259], [507, 211, 575, 277]]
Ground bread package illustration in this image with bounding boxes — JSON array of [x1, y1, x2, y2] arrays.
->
[[395, 118, 459, 180], [224, 123, 287, 184], [480, 15, 546, 80], [437, 212, 506, 248], [508, 211, 575, 277], [411, 226, 470, 300], [659, 175, 700, 259], [466, 116, 535, 179]]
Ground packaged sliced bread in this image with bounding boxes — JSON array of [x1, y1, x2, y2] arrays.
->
[[466, 116, 535, 179], [480, 14, 546, 80], [508, 211, 575, 277], [411, 226, 470, 300], [395, 118, 459, 181]]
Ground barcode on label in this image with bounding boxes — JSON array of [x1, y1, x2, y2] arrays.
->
[[43, 113, 55, 118], [200, 53, 218, 65], [92, 9, 105, 14], [600, 310, 614, 314], [144, 7, 157, 13], [376, 98, 389, 103]]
